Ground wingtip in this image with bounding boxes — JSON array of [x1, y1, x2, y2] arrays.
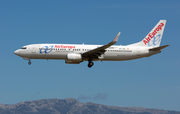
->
[[113, 32, 121, 42]]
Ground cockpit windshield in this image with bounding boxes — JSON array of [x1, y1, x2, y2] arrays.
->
[[21, 47, 27, 49]]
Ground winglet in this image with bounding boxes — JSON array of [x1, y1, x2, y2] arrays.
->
[[113, 32, 121, 42]]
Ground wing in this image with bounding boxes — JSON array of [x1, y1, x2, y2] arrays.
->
[[82, 32, 121, 60]]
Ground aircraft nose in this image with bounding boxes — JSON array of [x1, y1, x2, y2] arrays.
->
[[14, 49, 21, 56]]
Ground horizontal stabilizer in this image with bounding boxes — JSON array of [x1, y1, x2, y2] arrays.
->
[[149, 45, 169, 51]]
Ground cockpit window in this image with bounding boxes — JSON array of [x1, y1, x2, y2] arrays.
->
[[21, 47, 27, 49]]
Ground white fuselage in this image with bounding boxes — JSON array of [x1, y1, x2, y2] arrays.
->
[[14, 43, 159, 61]]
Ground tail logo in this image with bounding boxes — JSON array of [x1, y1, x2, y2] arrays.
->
[[148, 34, 161, 46], [143, 23, 164, 45]]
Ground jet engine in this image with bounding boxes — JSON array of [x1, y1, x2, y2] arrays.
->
[[65, 53, 82, 64]]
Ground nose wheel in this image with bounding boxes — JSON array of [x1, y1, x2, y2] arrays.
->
[[28, 60, 31, 65], [88, 60, 94, 68]]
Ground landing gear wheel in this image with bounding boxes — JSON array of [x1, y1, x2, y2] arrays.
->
[[88, 61, 94, 68], [28, 61, 31, 65]]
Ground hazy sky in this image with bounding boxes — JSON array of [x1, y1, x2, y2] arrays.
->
[[0, 0, 180, 112]]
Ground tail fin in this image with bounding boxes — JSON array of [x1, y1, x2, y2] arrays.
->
[[128, 20, 166, 47]]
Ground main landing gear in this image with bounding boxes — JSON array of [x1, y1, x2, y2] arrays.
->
[[88, 59, 94, 68], [28, 60, 31, 65]]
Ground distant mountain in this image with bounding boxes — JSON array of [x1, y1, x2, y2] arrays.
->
[[0, 98, 179, 114]]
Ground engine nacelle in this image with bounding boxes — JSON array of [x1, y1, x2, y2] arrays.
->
[[66, 53, 82, 64]]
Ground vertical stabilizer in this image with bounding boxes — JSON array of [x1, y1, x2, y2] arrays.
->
[[128, 20, 166, 47]]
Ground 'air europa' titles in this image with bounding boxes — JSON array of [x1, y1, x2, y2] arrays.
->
[[143, 23, 164, 45], [54, 45, 75, 49]]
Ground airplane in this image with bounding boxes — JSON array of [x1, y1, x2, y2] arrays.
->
[[14, 20, 169, 68]]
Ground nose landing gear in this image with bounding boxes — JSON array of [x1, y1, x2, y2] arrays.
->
[[28, 60, 31, 65]]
